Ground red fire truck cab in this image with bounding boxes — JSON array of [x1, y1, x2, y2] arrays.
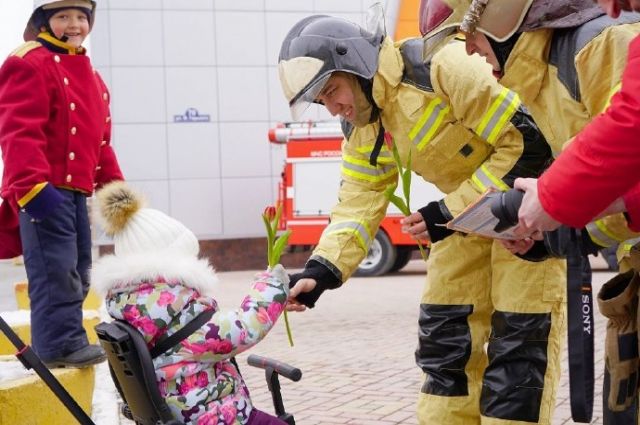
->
[[269, 121, 443, 276]]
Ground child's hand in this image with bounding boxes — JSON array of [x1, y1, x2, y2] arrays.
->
[[268, 264, 290, 296], [287, 278, 317, 312]]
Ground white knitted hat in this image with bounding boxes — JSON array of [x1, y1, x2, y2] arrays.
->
[[95, 182, 199, 258]]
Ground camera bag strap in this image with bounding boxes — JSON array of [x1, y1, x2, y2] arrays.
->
[[566, 228, 595, 423]]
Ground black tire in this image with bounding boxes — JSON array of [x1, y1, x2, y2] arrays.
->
[[389, 246, 413, 272], [354, 230, 396, 277]]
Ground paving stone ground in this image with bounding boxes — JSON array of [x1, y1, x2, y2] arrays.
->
[[0, 257, 615, 424]]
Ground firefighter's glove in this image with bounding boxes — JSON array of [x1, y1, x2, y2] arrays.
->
[[288, 259, 341, 308], [597, 270, 640, 411], [417, 200, 454, 243], [21, 183, 65, 221], [517, 227, 603, 262]]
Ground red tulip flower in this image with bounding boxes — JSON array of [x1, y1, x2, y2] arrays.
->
[[263, 206, 277, 222], [262, 204, 294, 346]]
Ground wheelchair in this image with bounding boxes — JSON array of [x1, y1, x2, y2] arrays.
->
[[95, 320, 302, 425]]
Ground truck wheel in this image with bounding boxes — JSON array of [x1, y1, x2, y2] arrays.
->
[[390, 246, 413, 272], [354, 230, 396, 277]]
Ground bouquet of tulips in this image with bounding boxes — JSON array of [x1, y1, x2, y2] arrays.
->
[[262, 204, 294, 346], [383, 135, 428, 261]]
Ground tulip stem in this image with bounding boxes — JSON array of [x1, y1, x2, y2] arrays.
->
[[283, 310, 294, 347]]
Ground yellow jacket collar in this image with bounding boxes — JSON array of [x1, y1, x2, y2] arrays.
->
[[499, 29, 552, 104], [372, 37, 404, 111], [37, 32, 86, 55]]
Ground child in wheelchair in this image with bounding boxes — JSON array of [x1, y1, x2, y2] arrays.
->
[[91, 182, 290, 425]]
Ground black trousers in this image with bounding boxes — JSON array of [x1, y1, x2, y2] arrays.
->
[[18, 188, 91, 361]]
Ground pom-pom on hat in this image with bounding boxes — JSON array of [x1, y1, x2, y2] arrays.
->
[[94, 182, 200, 258]]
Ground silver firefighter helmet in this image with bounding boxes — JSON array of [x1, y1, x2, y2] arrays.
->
[[278, 11, 385, 120]]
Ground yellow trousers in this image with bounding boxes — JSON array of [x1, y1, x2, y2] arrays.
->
[[417, 234, 566, 425]]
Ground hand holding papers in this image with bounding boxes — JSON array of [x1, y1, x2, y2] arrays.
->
[[446, 189, 524, 240]]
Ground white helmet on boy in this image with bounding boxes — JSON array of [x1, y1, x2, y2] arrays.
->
[[24, 0, 97, 41]]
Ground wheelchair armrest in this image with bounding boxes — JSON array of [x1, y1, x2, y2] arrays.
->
[[247, 354, 302, 382]]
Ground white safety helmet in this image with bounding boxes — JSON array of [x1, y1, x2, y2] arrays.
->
[[24, 0, 97, 41], [420, 0, 603, 41], [278, 7, 385, 120]]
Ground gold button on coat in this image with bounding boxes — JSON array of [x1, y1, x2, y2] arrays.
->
[[70, 127, 77, 135], [63, 77, 69, 85], [100, 140, 107, 146], [69, 152, 75, 160], [70, 102, 76, 111], [65, 174, 72, 183], [54, 55, 60, 63]]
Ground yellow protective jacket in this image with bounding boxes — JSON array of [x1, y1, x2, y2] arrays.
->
[[499, 14, 640, 247], [310, 39, 551, 282]]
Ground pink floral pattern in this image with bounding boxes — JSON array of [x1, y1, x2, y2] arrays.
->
[[105, 270, 288, 424]]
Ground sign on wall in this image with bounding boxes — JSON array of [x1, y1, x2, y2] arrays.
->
[[173, 108, 211, 123]]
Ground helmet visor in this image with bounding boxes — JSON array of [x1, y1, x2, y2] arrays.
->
[[289, 73, 331, 121], [419, 0, 454, 36], [423, 26, 458, 59]]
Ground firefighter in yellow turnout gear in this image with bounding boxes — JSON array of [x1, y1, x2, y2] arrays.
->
[[278, 14, 566, 425], [419, 0, 640, 258], [419, 2, 640, 422]]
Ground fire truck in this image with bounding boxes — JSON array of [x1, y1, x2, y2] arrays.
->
[[268, 121, 443, 277]]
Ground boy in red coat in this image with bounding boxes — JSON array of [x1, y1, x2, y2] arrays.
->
[[0, 0, 124, 367]]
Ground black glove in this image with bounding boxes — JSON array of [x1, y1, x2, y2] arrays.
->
[[418, 200, 454, 244], [544, 227, 602, 258], [517, 227, 603, 262], [288, 259, 341, 308], [515, 240, 550, 262]]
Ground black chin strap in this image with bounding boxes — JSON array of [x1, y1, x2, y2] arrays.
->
[[369, 118, 385, 166], [43, 25, 68, 43], [354, 77, 384, 166]]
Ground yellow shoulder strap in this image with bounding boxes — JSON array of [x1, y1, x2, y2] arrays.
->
[[10, 41, 42, 58]]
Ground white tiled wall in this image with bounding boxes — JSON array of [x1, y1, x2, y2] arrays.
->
[[112, 124, 169, 180], [92, 0, 400, 241], [165, 67, 218, 122], [167, 123, 220, 179], [110, 67, 166, 123]]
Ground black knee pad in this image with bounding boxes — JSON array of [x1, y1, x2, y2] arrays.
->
[[416, 303, 473, 396], [481, 310, 552, 422]]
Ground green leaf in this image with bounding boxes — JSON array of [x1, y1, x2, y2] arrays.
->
[[273, 203, 284, 235], [384, 184, 406, 214], [402, 150, 412, 208], [262, 214, 274, 244], [384, 183, 398, 197], [270, 230, 292, 266], [263, 214, 274, 267], [390, 141, 403, 173], [386, 196, 409, 216]]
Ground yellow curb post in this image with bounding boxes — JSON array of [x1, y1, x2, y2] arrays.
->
[[0, 366, 95, 425], [0, 313, 101, 355]]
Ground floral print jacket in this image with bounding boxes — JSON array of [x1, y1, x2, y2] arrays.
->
[[91, 254, 289, 424]]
